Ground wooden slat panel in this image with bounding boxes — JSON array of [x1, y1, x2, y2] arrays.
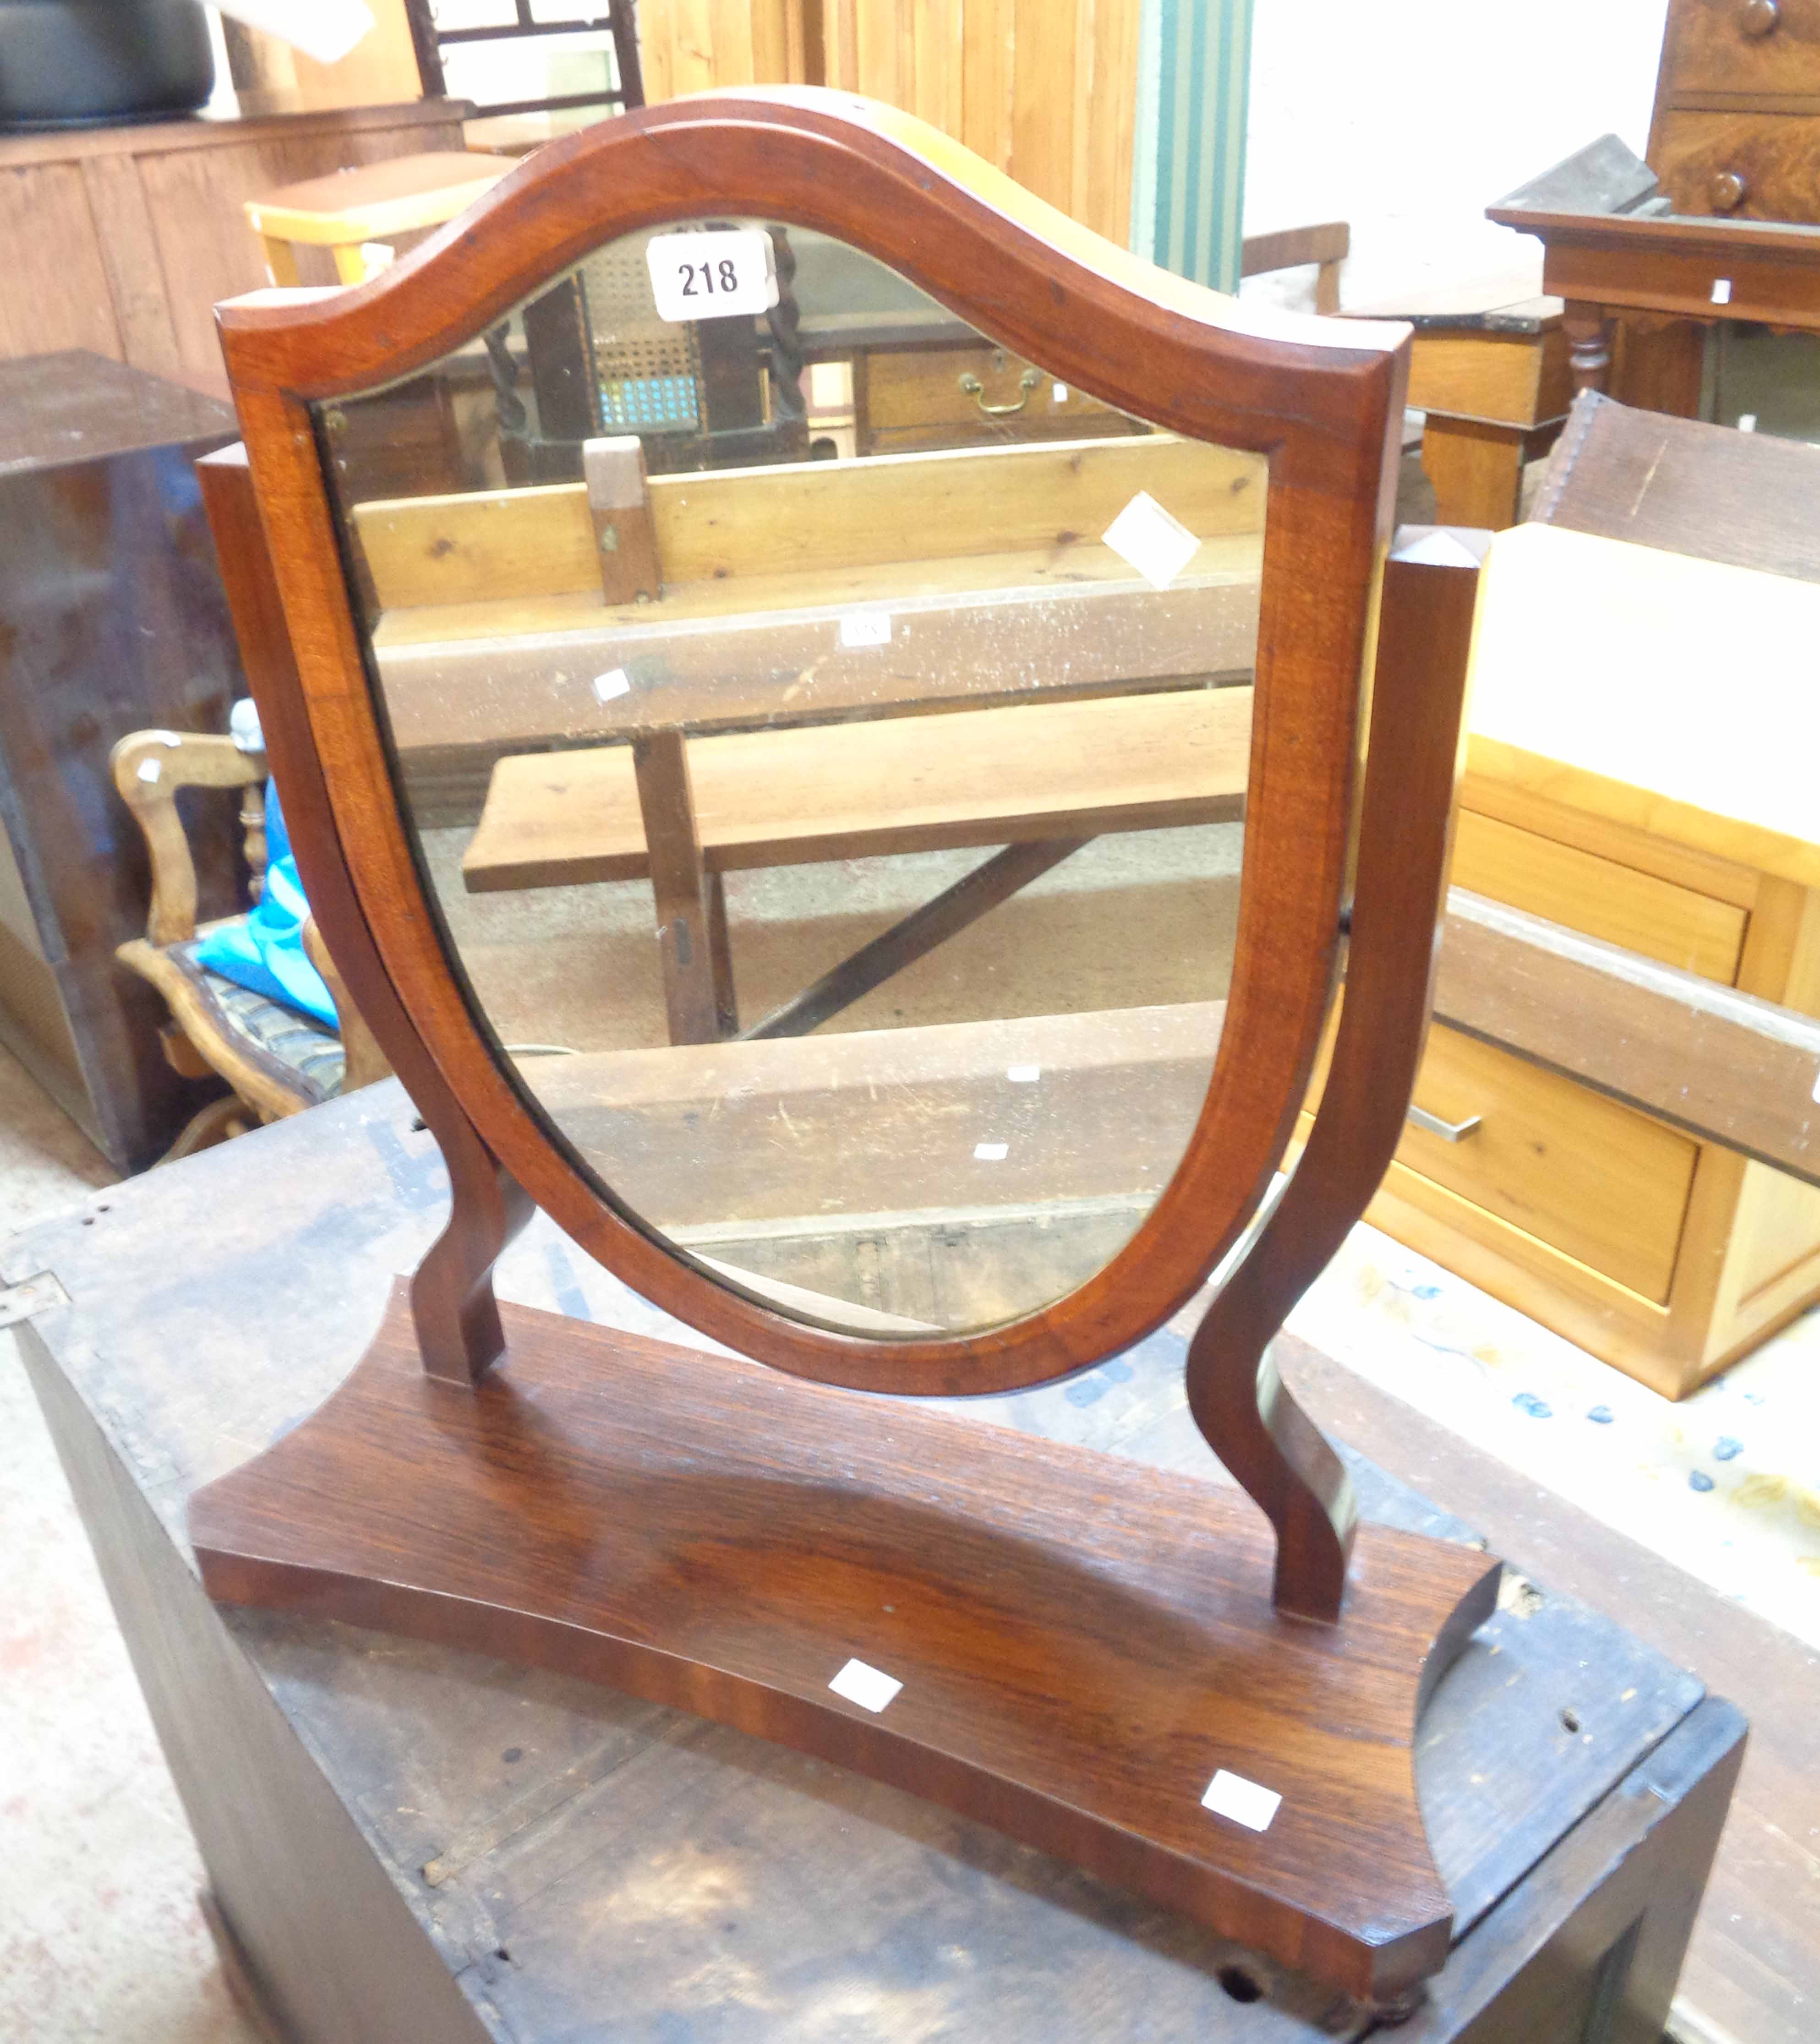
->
[[137, 123, 464, 388], [1010, 0, 1077, 220], [1082, 0, 1140, 248], [1451, 809, 1746, 982], [960, 0, 1016, 172], [352, 433, 1266, 609], [461, 684, 1252, 888], [0, 164, 120, 362], [78, 158, 186, 380]]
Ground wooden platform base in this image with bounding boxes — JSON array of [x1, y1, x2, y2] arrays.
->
[[189, 1285, 1499, 2003]]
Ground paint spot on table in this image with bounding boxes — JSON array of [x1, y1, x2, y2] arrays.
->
[[1587, 1406, 1614, 1425], [1713, 1437, 1743, 1461], [1689, 1471, 1716, 1493], [1512, 1392, 1552, 1419]]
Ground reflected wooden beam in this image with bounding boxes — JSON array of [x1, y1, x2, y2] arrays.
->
[[738, 837, 1092, 1041], [1435, 888, 1820, 1190]]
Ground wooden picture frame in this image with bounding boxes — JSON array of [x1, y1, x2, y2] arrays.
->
[[193, 91, 1498, 2004]]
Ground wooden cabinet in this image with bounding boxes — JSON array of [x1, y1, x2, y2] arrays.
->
[[1654, 109, 1820, 216], [0, 354, 246, 1171], [1658, 0, 1820, 98], [1301, 523, 1820, 1401], [856, 341, 1144, 454], [1651, 0, 1820, 220], [0, 99, 470, 398]]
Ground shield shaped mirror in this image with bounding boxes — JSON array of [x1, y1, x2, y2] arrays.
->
[[315, 218, 1269, 1342]]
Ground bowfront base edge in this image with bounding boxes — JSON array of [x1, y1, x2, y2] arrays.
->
[[189, 1282, 1499, 2005]]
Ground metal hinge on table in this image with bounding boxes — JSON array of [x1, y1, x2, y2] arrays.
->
[[0, 1271, 71, 1328]]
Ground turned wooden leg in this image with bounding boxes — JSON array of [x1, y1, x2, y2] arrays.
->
[[1563, 300, 1615, 396]]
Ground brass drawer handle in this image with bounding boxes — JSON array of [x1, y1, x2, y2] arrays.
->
[[1739, 0, 1779, 36], [960, 365, 1041, 416], [1710, 169, 1749, 213], [1407, 1103, 1482, 1143]]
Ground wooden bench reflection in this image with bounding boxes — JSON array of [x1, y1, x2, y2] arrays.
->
[[519, 999, 1224, 1330], [346, 430, 1265, 1045]]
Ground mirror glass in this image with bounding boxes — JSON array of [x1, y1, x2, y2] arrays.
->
[[315, 218, 1268, 1339]]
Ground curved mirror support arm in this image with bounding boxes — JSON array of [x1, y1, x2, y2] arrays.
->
[[1186, 536, 1485, 1620]]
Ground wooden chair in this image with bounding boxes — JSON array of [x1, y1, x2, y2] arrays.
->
[[245, 151, 517, 287], [111, 728, 388, 1159]]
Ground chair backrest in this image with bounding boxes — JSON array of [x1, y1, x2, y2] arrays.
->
[[1531, 388, 1820, 584], [111, 730, 268, 949]]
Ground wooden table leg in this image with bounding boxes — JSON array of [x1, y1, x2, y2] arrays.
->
[[1611, 316, 1709, 419], [1420, 415, 1530, 529], [1563, 300, 1616, 396], [632, 730, 735, 1044]]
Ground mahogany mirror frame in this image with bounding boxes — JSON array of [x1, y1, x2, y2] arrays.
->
[[212, 90, 1457, 1622]]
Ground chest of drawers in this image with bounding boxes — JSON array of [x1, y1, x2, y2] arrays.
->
[[1299, 521, 1820, 1401], [1651, 0, 1820, 222]]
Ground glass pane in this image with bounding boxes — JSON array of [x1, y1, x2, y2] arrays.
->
[[314, 219, 1268, 1340]]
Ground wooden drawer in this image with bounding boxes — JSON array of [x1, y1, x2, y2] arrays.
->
[[859, 343, 1142, 453], [1655, 109, 1820, 218], [1399, 1027, 1699, 1302], [1662, 0, 1820, 98], [1451, 809, 1747, 981]]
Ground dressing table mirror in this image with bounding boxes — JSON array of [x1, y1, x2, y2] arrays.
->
[[189, 90, 1497, 2008]]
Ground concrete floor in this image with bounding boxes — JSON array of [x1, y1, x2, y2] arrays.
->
[[0, 1045, 262, 2044]]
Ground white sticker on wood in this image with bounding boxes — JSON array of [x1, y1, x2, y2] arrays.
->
[[646, 229, 779, 322], [1102, 491, 1202, 590], [828, 1658, 902, 1712], [1711, 278, 1733, 305], [973, 1142, 1009, 1161], [1201, 1769, 1282, 1831], [1006, 1065, 1041, 1083], [839, 611, 892, 649], [592, 669, 632, 703]]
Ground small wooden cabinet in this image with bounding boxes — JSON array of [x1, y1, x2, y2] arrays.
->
[[1651, 0, 1820, 221], [1301, 523, 1820, 1400]]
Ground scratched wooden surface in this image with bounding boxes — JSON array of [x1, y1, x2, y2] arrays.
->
[[8, 1081, 1733, 2039]]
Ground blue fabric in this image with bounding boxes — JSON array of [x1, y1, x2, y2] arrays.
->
[[191, 784, 339, 1028]]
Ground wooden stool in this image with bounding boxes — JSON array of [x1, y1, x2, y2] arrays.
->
[[244, 151, 516, 286]]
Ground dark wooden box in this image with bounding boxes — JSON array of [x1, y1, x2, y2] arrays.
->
[[0, 350, 244, 1169]]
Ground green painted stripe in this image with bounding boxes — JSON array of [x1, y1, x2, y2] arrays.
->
[[1137, 0, 1254, 292]]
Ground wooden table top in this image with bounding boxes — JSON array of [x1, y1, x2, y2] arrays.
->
[[1465, 522, 1820, 887]]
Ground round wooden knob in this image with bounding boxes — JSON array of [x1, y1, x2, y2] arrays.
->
[[1709, 169, 1749, 213], [1739, 0, 1779, 37]]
